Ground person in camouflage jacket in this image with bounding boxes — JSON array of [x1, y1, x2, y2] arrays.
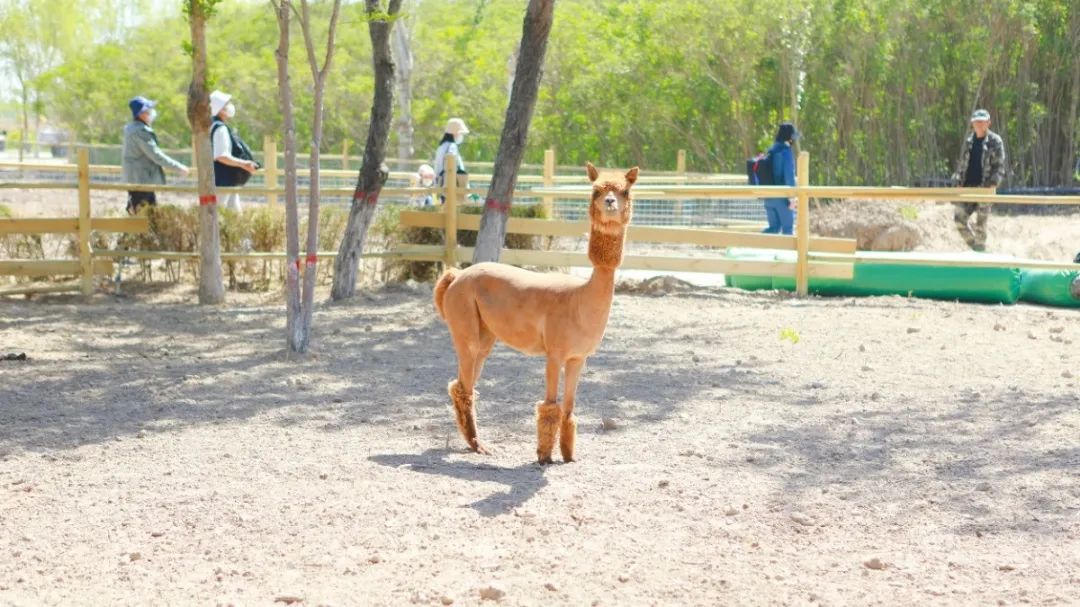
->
[[951, 108, 1006, 252]]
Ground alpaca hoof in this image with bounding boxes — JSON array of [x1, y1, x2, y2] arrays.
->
[[470, 440, 492, 455], [537, 455, 554, 465], [563, 456, 575, 463]]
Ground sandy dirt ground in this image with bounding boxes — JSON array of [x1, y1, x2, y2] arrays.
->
[[1, 280, 1078, 606]]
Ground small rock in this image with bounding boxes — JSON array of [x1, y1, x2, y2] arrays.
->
[[1027, 330, 1038, 340], [1048, 326, 1064, 334], [479, 586, 505, 602], [319, 473, 328, 480], [691, 355, 702, 363], [864, 558, 886, 570], [364, 325, 374, 332], [993, 323, 1006, 331], [975, 482, 992, 492], [149, 531, 165, 538], [440, 596, 454, 606], [858, 344, 866, 352], [274, 597, 304, 605], [869, 392, 882, 401], [601, 417, 619, 431], [617, 574, 630, 583], [906, 327, 920, 334], [1063, 370, 1074, 379], [658, 480, 670, 489], [997, 565, 1015, 572], [790, 512, 814, 526], [724, 507, 739, 516], [368, 555, 381, 564], [543, 583, 557, 592], [861, 365, 873, 372], [128, 552, 142, 562]]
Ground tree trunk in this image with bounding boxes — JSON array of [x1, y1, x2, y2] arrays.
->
[[392, 16, 414, 169], [330, 0, 401, 301], [186, 1, 224, 305], [471, 0, 555, 264], [274, 0, 303, 351], [295, 0, 342, 352]]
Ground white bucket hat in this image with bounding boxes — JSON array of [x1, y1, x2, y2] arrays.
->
[[445, 118, 470, 136], [210, 90, 232, 117]]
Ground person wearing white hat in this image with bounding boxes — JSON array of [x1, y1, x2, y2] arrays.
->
[[952, 108, 1006, 251], [432, 117, 470, 203], [210, 90, 259, 211]]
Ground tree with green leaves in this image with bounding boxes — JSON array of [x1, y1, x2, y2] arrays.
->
[[184, 0, 225, 305]]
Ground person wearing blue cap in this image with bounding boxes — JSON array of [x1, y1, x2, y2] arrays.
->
[[761, 122, 799, 235], [121, 96, 189, 215], [951, 108, 1006, 251]]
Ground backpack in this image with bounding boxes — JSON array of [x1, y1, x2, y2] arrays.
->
[[211, 119, 259, 187], [747, 151, 775, 186]]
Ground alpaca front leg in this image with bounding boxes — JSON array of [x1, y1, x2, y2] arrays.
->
[[448, 379, 489, 455], [536, 357, 562, 464], [536, 401, 561, 464], [560, 357, 585, 462]]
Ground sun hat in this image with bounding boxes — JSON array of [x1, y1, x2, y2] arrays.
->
[[970, 109, 991, 122], [210, 90, 232, 117], [445, 118, 470, 136], [128, 96, 155, 119]]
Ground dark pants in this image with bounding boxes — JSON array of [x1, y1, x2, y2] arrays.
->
[[126, 191, 157, 215]]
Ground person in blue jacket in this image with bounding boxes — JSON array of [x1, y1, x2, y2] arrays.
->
[[762, 122, 799, 235]]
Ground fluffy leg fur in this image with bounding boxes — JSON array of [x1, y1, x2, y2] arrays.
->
[[559, 413, 577, 462], [536, 401, 562, 464], [448, 379, 488, 454]]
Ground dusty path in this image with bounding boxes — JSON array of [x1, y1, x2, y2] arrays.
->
[[0, 284, 1078, 606]]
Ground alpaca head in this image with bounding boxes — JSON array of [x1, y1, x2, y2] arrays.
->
[[586, 162, 638, 236]]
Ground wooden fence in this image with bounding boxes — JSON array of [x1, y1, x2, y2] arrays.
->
[[2, 146, 1079, 299]]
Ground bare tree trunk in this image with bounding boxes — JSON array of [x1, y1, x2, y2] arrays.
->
[[392, 15, 414, 169], [296, 0, 342, 351], [186, 1, 224, 305], [471, 0, 555, 264], [273, 0, 303, 350], [330, 0, 402, 301]]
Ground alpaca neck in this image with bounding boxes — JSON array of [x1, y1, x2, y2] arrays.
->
[[584, 226, 625, 302]]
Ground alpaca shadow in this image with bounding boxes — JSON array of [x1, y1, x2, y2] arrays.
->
[[369, 448, 549, 518]]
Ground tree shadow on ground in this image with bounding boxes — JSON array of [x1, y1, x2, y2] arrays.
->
[[368, 448, 549, 517]]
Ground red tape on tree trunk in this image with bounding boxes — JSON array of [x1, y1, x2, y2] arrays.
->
[[485, 198, 511, 214], [198, 195, 217, 206]]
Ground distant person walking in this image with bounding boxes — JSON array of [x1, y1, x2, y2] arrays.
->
[[210, 90, 259, 212], [761, 122, 799, 235], [122, 96, 189, 215], [952, 109, 1006, 251], [433, 118, 470, 204]]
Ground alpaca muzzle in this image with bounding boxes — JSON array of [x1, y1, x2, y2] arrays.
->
[[604, 192, 618, 212]]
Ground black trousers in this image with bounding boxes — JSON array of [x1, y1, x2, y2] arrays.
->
[[126, 191, 157, 215]]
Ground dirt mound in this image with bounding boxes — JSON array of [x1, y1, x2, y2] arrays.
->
[[810, 200, 960, 251], [615, 274, 698, 295]]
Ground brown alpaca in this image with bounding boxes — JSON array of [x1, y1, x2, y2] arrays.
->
[[433, 162, 638, 463]]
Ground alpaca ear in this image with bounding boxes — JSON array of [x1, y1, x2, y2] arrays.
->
[[625, 167, 639, 186], [586, 162, 599, 183]]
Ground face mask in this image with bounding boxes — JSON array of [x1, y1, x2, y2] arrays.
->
[[454, 133, 464, 144], [146, 109, 158, 123], [223, 103, 236, 119]]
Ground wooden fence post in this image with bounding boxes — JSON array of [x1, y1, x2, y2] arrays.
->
[[77, 147, 93, 296], [264, 136, 278, 209], [795, 151, 810, 297], [342, 139, 349, 171], [542, 148, 555, 218], [676, 149, 686, 174], [444, 153, 458, 266]]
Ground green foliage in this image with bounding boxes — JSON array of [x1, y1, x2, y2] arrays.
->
[[899, 205, 919, 221], [21, 0, 1080, 187]]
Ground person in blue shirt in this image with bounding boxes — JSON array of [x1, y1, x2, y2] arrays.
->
[[761, 122, 799, 235]]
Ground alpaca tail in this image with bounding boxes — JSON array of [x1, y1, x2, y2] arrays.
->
[[433, 268, 460, 321]]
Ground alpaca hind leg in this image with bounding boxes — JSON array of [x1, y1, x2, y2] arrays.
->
[[536, 357, 562, 464], [559, 357, 585, 462], [447, 319, 490, 454]]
